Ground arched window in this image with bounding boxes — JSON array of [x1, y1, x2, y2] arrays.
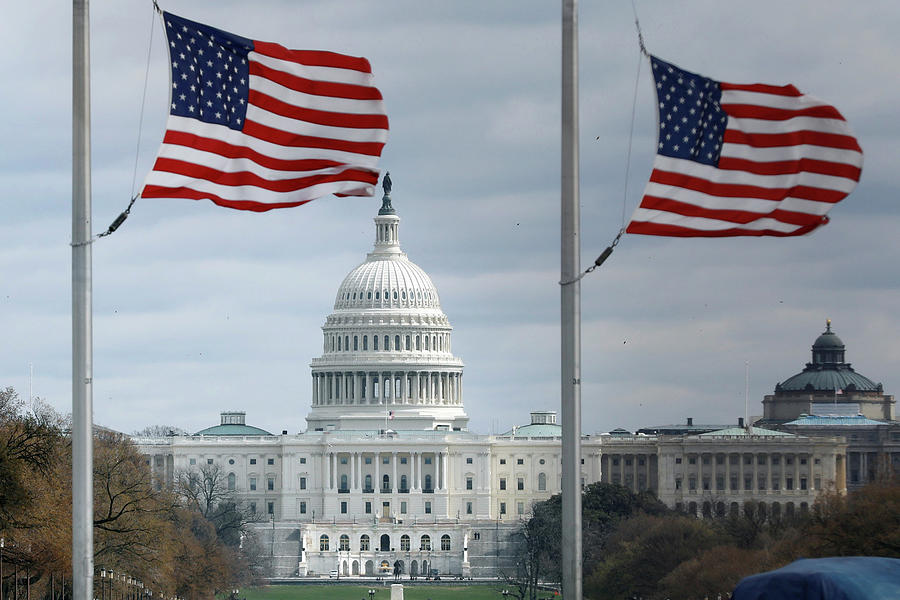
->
[[227, 472, 236, 491], [424, 474, 432, 491], [400, 534, 410, 551], [331, 336, 335, 351], [376, 291, 380, 300], [363, 335, 368, 350], [400, 475, 408, 491], [344, 336, 349, 351], [354, 336, 359, 351], [538, 472, 547, 491], [374, 336, 379, 351], [420, 535, 431, 551], [393, 290, 398, 300], [365, 474, 372, 491], [382, 474, 390, 492], [395, 335, 400, 351], [384, 335, 389, 350], [338, 336, 342, 351], [320, 535, 329, 551], [441, 534, 451, 551], [360, 534, 370, 551], [425, 336, 430, 351], [340, 534, 350, 551], [380, 534, 390, 551], [406, 335, 411, 350], [367, 291, 372, 300], [340, 474, 348, 491]]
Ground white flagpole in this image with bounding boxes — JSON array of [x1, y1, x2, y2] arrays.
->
[[560, 1, 583, 598], [72, 2, 94, 600]]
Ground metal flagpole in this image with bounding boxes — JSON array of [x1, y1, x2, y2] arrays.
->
[[560, 1, 582, 598], [72, 2, 94, 600]]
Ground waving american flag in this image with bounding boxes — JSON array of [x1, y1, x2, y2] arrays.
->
[[627, 56, 862, 237], [142, 12, 389, 212]]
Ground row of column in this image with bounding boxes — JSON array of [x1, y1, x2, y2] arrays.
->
[[324, 451, 450, 492], [312, 371, 462, 406], [665, 452, 814, 493]]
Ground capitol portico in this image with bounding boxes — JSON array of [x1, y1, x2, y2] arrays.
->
[[135, 177, 884, 579]]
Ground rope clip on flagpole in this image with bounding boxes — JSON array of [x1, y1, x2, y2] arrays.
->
[[559, 227, 625, 286]]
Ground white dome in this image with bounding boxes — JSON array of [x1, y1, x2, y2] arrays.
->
[[334, 255, 441, 311], [306, 181, 468, 433]]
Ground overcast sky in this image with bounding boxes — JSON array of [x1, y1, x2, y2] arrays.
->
[[2, 1, 899, 436]]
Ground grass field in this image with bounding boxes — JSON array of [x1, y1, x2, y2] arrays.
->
[[238, 583, 520, 600]]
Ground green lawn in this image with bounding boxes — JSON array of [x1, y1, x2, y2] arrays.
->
[[238, 584, 519, 600]]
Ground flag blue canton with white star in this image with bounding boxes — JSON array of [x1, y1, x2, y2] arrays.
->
[[653, 57, 727, 166], [167, 12, 251, 131]]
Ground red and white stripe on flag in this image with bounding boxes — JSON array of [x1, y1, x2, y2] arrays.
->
[[142, 12, 389, 212], [627, 56, 862, 237]]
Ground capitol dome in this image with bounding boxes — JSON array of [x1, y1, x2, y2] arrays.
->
[[306, 174, 468, 432]]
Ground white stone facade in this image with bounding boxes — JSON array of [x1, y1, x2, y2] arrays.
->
[[135, 192, 849, 578]]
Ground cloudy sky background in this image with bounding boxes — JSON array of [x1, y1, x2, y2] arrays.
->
[[2, 1, 898, 436]]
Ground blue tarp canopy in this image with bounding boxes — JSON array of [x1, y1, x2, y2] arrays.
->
[[733, 557, 900, 600]]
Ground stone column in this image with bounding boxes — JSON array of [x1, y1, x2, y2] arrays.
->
[[327, 452, 333, 490], [632, 454, 638, 492], [726, 454, 731, 495], [417, 451, 423, 490], [312, 374, 317, 405], [400, 371, 407, 402], [413, 372, 419, 404], [793, 454, 800, 493], [441, 452, 449, 490], [375, 451, 381, 492], [739, 453, 745, 495], [392, 452, 398, 492]]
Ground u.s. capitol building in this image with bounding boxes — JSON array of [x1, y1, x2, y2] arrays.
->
[[136, 179, 862, 578]]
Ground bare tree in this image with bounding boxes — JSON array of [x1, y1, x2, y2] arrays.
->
[[132, 424, 190, 437], [174, 463, 261, 546]]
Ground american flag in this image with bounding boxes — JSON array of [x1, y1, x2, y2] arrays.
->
[[142, 12, 389, 212], [627, 56, 862, 237]]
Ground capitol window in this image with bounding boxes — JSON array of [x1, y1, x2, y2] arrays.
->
[[250, 458, 256, 465], [373, 336, 379, 350], [441, 534, 451, 551], [424, 502, 432, 514], [400, 535, 410, 551], [320, 535, 329, 551], [395, 335, 401, 350], [354, 336, 359, 351], [360, 535, 370, 551], [250, 477, 257, 491], [406, 335, 411, 350], [538, 473, 546, 491], [363, 336, 368, 350], [420, 535, 431, 551], [300, 477, 306, 489], [384, 335, 389, 350]]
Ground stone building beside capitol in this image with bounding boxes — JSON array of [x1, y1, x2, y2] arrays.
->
[[135, 178, 897, 578]]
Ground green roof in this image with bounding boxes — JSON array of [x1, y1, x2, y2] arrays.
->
[[501, 423, 562, 437], [194, 424, 273, 436]]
